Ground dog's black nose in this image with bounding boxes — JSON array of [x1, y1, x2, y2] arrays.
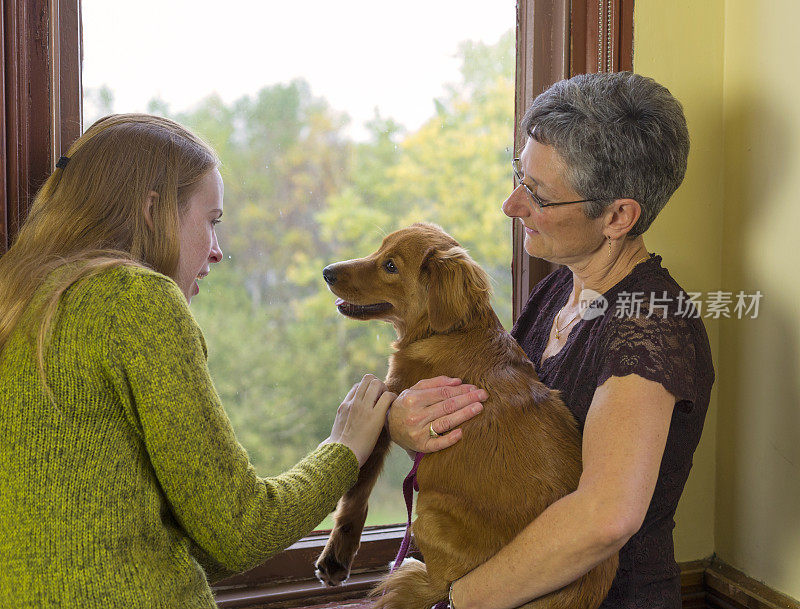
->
[[322, 266, 337, 285]]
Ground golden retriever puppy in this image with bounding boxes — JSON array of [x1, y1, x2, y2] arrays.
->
[[316, 223, 617, 609]]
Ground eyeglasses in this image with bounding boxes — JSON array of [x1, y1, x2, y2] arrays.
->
[[512, 158, 597, 209]]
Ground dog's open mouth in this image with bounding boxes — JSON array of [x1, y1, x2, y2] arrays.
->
[[335, 298, 392, 318]]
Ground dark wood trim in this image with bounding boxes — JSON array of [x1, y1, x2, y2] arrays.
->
[[216, 572, 377, 609], [682, 559, 712, 609], [52, 0, 83, 159], [0, 0, 82, 256], [704, 558, 800, 609], [213, 526, 417, 608], [512, 0, 570, 321], [1, 0, 51, 253], [569, 0, 634, 75], [678, 557, 800, 609], [0, 0, 7, 254], [618, 0, 634, 72]]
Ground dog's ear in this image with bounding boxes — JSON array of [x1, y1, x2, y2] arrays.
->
[[423, 246, 492, 333]]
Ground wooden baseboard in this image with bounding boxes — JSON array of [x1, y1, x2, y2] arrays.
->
[[680, 559, 708, 609], [682, 557, 800, 609]]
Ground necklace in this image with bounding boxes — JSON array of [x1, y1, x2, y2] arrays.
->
[[552, 253, 651, 340], [553, 307, 580, 340]]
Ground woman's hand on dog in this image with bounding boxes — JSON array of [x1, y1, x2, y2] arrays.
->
[[322, 374, 397, 468], [388, 376, 488, 454]]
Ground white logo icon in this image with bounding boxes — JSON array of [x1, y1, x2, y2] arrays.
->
[[578, 288, 608, 320]]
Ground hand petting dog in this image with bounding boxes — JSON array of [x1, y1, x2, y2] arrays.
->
[[389, 376, 488, 454], [319, 374, 396, 468]]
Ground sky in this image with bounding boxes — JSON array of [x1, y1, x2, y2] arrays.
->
[[82, 1, 514, 138]]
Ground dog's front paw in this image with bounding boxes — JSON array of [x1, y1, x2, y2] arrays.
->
[[315, 549, 353, 587]]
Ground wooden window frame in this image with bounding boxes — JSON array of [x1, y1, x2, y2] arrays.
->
[[2, 1, 631, 606], [1, 0, 82, 255]]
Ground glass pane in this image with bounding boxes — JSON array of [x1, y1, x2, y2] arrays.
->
[[82, 1, 515, 529]]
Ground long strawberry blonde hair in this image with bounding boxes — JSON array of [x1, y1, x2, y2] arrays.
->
[[0, 113, 219, 397]]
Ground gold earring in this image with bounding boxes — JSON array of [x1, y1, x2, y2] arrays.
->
[[607, 237, 613, 259]]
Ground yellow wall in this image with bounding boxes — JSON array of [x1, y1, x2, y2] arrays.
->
[[716, 0, 800, 598], [635, 0, 800, 600], [633, 0, 726, 562]]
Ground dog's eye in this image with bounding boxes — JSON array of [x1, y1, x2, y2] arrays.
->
[[383, 259, 399, 274]]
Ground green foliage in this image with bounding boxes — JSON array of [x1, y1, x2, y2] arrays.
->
[[174, 31, 514, 527]]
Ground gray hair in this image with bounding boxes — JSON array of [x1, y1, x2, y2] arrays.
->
[[520, 72, 689, 238]]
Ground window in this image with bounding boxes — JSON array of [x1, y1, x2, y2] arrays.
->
[[82, 0, 516, 533], [0, 1, 631, 605]]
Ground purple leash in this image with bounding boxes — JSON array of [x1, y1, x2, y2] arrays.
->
[[390, 451, 423, 572], [390, 451, 450, 609]]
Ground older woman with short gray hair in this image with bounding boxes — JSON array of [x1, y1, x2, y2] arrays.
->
[[400, 72, 714, 609], [524, 72, 690, 240]]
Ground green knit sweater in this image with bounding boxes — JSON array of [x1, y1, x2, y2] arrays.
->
[[0, 264, 359, 608]]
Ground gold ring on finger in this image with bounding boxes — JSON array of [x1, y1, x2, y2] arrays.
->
[[429, 423, 441, 439]]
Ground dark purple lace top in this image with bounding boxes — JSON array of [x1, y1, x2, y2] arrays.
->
[[511, 254, 714, 609]]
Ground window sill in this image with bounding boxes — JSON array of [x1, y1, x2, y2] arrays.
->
[[213, 525, 414, 608]]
